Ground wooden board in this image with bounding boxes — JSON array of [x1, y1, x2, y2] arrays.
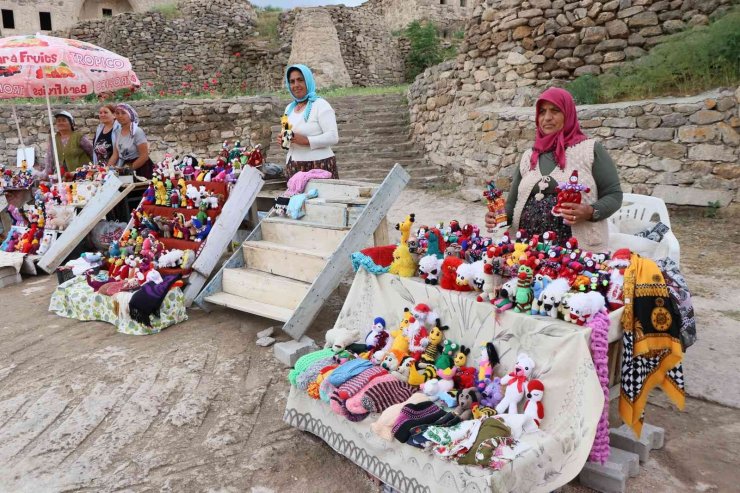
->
[[37, 176, 135, 274], [304, 200, 348, 227], [242, 240, 329, 284], [308, 180, 377, 201], [183, 166, 263, 306], [222, 267, 311, 310], [203, 291, 294, 322], [282, 164, 410, 340], [260, 219, 348, 253]]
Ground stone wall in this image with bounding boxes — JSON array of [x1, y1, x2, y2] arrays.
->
[[0, 96, 281, 165], [410, 87, 740, 206], [364, 0, 475, 33], [54, 0, 287, 92]]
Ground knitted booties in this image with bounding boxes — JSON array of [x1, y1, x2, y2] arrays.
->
[[327, 359, 373, 387], [392, 401, 446, 443], [346, 373, 396, 415], [360, 379, 416, 414], [330, 366, 387, 419]]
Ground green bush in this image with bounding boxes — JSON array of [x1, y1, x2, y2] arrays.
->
[[404, 21, 446, 81], [566, 8, 740, 103], [150, 3, 180, 20]]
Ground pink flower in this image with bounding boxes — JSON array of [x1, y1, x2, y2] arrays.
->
[[159, 90, 165, 96], [233, 52, 241, 57]]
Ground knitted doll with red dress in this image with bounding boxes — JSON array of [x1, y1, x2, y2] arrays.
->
[[552, 170, 590, 217]]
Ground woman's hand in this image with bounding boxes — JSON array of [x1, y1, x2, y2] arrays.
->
[[291, 133, 310, 146], [275, 132, 283, 147], [484, 211, 498, 233], [561, 202, 594, 225]]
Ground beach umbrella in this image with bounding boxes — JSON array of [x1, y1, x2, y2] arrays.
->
[[0, 33, 140, 186]]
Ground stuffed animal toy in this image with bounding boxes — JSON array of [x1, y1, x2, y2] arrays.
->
[[388, 243, 416, 277], [420, 378, 456, 407], [280, 114, 293, 149], [380, 350, 405, 372], [418, 255, 443, 285], [425, 228, 446, 259], [454, 262, 475, 292], [530, 274, 552, 315], [494, 277, 518, 313], [388, 311, 412, 357], [523, 379, 545, 426], [404, 317, 429, 361], [180, 249, 196, 270], [324, 327, 362, 352], [364, 317, 390, 353], [439, 256, 464, 290], [606, 269, 625, 311], [434, 339, 459, 370], [395, 213, 415, 245], [445, 243, 464, 259], [552, 170, 590, 217], [143, 182, 156, 205], [452, 345, 476, 390], [407, 360, 437, 386], [495, 353, 535, 415], [410, 303, 438, 328], [158, 249, 184, 268], [558, 291, 575, 321], [538, 278, 571, 318], [475, 342, 500, 391], [542, 230, 557, 250], [480, 377, 504, 408], [453, 388, 482, 421], [483, 180, 507, 231], [476, 247, 501, 303], [568, 291, 606, 325], [419, 322, 448, 368]]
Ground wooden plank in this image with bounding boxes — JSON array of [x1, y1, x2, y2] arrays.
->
[[373, 217, 391, 246], [222, 268, 311, 310], [304, 201, 348, 227], [183, 166, 263, 306], [282, 164, 410, 340], [308, 180, 377, 201], [261, 219, 348, 252], [37, 177, 134, 274], [204, 292, 294, 322], [242, 241, 329, 284]]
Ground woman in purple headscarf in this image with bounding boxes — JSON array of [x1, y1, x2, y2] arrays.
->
[[107, 103, 153, 179], [485, 88, 623, 252]]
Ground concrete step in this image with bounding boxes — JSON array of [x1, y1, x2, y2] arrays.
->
[[332, 142, 416, 154], [242, 240, 330, 284], [261, 217, 349, 252], [335, 150, 423, 161], [221, 268, 311, 311], [204, 291, 294, 322]]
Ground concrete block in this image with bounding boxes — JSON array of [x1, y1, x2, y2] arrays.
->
[[608, 446, 641, 477], [579, 460, 627, 493], [609, 424, 654, 463], [641, 422, 665, 449], [273, 336, 318, 367]]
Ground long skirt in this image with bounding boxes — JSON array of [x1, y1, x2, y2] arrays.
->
[[286, 156, 338, 180]]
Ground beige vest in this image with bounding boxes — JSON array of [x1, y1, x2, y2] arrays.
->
[[512, 139, 609, 252]]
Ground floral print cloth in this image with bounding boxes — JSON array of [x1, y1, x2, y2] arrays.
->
[[423, 419, 483, 459], [49, 276, 187, 335]]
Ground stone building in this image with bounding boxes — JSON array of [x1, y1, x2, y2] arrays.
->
[[0, 0, 172, 36], [365, 0, 475, 34]]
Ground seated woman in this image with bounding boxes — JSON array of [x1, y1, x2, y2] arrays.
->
[[107, 103, 153, 179], [486, 87, 622, 252], [277, 64, 339, 179], [92, 104, 120, 166], [43, 110, 93, 178]]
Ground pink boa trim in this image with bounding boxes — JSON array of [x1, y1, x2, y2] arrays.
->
[[587, 309, 611, 464]]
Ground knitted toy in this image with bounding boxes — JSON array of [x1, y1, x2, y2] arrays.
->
[[530, 273, 552, 315], [381, 351, 404, 372], [558, 292, 575, 321], [445, 243, 464, 259], [453, 388, 482, 421], [439, 256, 463, 290], [454, 262, 475, 292], [325, 327, 362, 352], [552, 170, 590, 217], [523, 379, 545, 426], [476, 246, 500, 303], [425, 228, 446, 259], [158, 249, 184, 268], [494, 277, 518, 313], [420, 378, 456, 407], [495, 353, 535, 415], [480, 377, 504, 409], [395, 213, 415, 245], [404, 317, 429, 362], [513, 260, 536, 313], [567, 291, 606, 325], [483, 180, 507, 231], [452, 345, 476, 390], [388, 312, 412, 357], [475, 342, 500, 391], [388, 243, 417, 277], [364, 317, 390, 353], [606, 269, 625, 311], [434, 339, 459, 370], [538, 277, 571, 318], [587, 309, 611, 464], [280, 115, 294, 149], [418, 322, 448, 368], [418, 255, 443, 285], [391, 356, 415, 383], [407, 360, 437, 386], [410, 303, 439, 328]]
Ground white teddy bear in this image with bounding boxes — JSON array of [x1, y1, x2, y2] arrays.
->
[[496, 353, 536, 415]]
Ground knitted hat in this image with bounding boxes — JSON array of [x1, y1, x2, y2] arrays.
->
[[327, 359, 373, 387], [360, 378, 416, 414], [360, 245, 396, 267], [391, 401, 445, 443], [373, 316, 386, 328], [295, 356, 336, 391], [288, 348, 335, 386]]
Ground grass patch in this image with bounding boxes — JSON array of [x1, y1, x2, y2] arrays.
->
[[253, 6, 282, 48], [320, 84, 408, 98], [150, 3, 180, 20], [567, 8, 740, 104]]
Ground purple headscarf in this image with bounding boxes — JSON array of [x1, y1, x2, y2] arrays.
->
[[116, 103, 139, 134]]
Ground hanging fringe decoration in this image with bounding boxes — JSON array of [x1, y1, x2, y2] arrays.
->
[[588, 309, 611, 464]]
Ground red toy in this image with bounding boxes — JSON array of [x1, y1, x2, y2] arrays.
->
[[439, 256, 464, 290], [552, 170, 590, 217]]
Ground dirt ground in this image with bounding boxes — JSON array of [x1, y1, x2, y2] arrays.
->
[[0, 190, 738, 493]]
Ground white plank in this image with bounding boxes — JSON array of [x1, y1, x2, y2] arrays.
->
[[261, 219, 348, 252], [303, 201, 348, 227], [184, 166, 263, 306], [222, 268, 311, 310], [309, 180, 377, 201], [37, 176, 134, 274], [282, 164, 409, 340], [242, 240, 329, 284], [204, 292, 294, 322]]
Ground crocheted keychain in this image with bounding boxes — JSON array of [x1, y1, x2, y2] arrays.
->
[[483, 180, 508, 231]]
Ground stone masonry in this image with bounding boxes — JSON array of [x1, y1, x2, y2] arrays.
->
[[0, 97, 279, 165], [365, 0, 475, 34]]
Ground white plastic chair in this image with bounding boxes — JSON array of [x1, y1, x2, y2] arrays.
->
[[608, 193, 681, 265]]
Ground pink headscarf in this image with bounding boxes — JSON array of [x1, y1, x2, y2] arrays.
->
[[530, 87, 588, 170]]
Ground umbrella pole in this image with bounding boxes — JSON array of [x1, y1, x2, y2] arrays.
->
[[10, 104, 29, 165], [42, 76, 63, 189]]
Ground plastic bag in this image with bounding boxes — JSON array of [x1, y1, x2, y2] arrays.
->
[[90, 220, 127, 251]]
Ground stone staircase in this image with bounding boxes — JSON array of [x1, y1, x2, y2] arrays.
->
[[265, 94, 438, 188]]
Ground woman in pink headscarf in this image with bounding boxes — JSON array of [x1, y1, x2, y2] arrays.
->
[[485, 88, 622, 252]]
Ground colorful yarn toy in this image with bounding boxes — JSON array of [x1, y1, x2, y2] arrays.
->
[[587, 309, 611, 464]]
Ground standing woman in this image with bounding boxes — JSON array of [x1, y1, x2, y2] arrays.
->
[[485, 87, 622, 252], [92, 104, 120, 166], [108, 103, 153, 179], [43, 110, 93, 178], [279, 64, 339, 179]]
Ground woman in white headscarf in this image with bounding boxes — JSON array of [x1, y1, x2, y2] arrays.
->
[[107, 103, 153, 178]]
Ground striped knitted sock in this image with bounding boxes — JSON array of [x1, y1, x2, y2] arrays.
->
[[288, 348, 335, 386], [360, 379, 415, 414], [330, 366, 387, 418], [327, 359, 373, 387], [296, 357, 336, 391], [392, 401, 446, 443], [346, 373, 395, 415], [319, 374, 338, 403]]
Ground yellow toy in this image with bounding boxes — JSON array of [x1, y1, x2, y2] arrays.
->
[[71, 183, 78, 204], [388, 243, 417, 277], [388, 310, 413, 356], [394, 213, 416, 245], [155, 179, 167, 206], [507, 241, 529, 267], [280, 114, 293, 149], [178, 178, 187, 208]]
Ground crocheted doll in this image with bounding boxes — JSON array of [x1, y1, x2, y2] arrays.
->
[[404, 317, 429, 362], [454, 262, 476, 292], [495, 353, 535, 415], [364, 317, 390, 353], [434, 339, 459, 370], [439, 256, 464, 290], [418, 255, 443, 285], [552, 170, 590, 217], [483, 180, 507, 231], [452, 345, 476, 390], [395, 213, 415, 245], [513, 260, 536, 313], [419, 322, 448, 368], [453, 388, 482, 421], [388, 243, 417, 277], [475, 342, 500, 391], [280, 115, 293, 150], [425, 228, 446, 259], [523, 379, 545, 426]]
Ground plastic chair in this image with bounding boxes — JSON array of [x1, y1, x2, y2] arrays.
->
[[608, 193, 681, 265]]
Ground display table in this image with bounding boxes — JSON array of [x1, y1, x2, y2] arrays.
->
[[49, 276, 187, 335], [284, 270, 623, 493]]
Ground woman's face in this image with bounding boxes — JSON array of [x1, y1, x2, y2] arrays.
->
[[114, 108, 131, 125], [54, 116, 71, 133], [288, 70, 307, 100], [99, 106, 114, 124], [538, 101, 565, 135]]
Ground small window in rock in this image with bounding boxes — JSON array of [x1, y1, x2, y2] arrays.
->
[[460, 0, 467, 6], [39, 11, 52, 31], [102, 8, 113, 17], [440, 0, 447, 5], [1, 9, 15, 29]]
